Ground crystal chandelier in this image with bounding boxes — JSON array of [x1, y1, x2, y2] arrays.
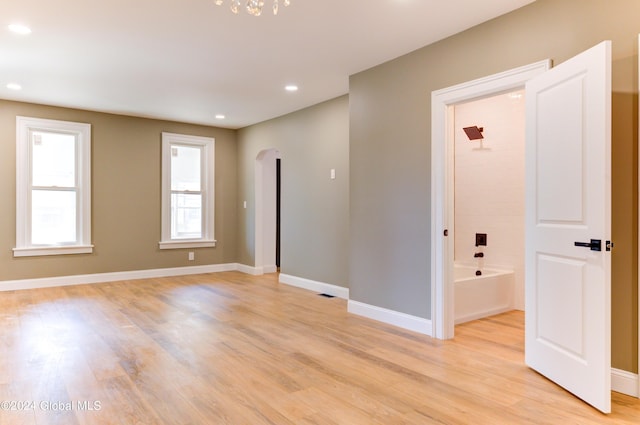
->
[[214, 0, 291, 16]]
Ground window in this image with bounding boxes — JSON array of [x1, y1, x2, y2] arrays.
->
[[14, 116, 92, 257], [160, 132, 215, 249]]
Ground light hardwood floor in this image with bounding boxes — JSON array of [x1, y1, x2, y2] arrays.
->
[[0, 271, 639, 424]]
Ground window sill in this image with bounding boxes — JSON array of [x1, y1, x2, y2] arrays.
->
[[159, 240, 217, 250], [13, 245, 94, 257]]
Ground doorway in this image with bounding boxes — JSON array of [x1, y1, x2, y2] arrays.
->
[[255, 149, 281, 273], [430, 60, 550, 339], [453, 90, 525, 326], [434, 42, 632, 413]]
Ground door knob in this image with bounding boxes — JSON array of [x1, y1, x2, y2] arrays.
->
[[574, 239, 601, 252]]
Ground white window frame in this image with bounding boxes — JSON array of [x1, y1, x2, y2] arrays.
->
[[160, 132, 216, 249], [14, 116, 93, 257]]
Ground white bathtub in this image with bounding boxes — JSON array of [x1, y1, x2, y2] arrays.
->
[[454, 264, 514, 325]]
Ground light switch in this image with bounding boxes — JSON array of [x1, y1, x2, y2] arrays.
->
[[330, 169, 336, 180], [243, 201, 247, 208]]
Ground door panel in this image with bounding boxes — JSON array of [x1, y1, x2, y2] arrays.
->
[[537, 254, 585, 357], [536, 74, 585, 223], [525, 40, 611, 413]]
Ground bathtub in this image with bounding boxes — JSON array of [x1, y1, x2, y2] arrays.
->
[[454, 264, 514, 325]]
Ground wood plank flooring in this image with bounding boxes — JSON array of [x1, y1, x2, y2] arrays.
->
[[0, 271, 638, 424]]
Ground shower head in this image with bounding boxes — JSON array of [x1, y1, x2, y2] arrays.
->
[[463, 126, 484, 140]]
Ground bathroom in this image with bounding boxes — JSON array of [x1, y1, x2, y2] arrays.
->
[[453, 89, 525, 324]]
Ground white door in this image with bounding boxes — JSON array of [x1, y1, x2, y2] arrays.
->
[[525, 41, 611, 413]]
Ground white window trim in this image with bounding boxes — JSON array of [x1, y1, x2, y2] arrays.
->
[[160, 132, 216, 250], [14, 116, 93, 257]]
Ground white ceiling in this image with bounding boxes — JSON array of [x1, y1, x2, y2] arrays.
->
[[2, 0, 535, 129]]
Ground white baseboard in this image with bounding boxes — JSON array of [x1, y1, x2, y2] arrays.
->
[[455, 305, 512, 325], [347, 300, 433, 336], [263, 265, 278, 274], [612, 368, 639, 397], [279, 273, 349, 300], [235, 264, 277, 275], [235, 263, 265, 276], [0, 263, 240, 292]]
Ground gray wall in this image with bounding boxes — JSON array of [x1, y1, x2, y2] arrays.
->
[[237, 96, 349, 287], [349, 0, 639, 372], [0, 100, 238, 280]]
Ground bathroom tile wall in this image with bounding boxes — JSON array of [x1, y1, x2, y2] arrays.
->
[[454, 90, 526, 309]]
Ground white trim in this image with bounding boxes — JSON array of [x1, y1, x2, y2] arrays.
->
[[15, 116, 92, 256], [263, 265, 278, 274], [255, 149, 281, 272], [430, 60, 551, 340], [347, 300, 433, 336], [160, 132, 215, 248], [455, 306, 513, 326], [279, 273, 349, 299], [235, 264, 276, 276], [612, 368, 639, 397], [236, 263, 266, 275], [159, 240, 216, 249], [13, 245, 94, 257], [0, 263, 240, 292]]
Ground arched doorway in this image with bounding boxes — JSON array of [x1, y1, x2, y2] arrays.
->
[[255, 148, 281, 273]]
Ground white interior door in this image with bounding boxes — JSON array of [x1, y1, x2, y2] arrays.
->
[[525, 41, 612, 413]]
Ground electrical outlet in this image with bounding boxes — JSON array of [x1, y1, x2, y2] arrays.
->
[[188, 252, 195, 261]]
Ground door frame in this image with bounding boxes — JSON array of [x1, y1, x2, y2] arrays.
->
[[255, 148, 281, 273], [430, 60, 550, 339]]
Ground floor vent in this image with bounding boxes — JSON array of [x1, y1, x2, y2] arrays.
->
[[318, 293, 335, 298]]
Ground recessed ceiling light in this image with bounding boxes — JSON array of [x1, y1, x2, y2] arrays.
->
[[7, 83, 22, 90], [285, 85, 298, 92], [8, 24, 31, 35], [215, 114, 225, 119]]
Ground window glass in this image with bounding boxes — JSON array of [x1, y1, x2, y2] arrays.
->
[[31, 190, 77, 244], [32, 131, 76, 187], [171, 193, 202, 239], [171, 145, 201, 191]]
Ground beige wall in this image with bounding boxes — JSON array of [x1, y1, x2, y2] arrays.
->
[[612, 87, 639, 373], [349, 0, 639, 372], [237, 96, 349, 287], [0, 100, 238, 280]]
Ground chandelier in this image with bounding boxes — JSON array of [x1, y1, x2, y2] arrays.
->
[[214, 0, 291, 16]]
